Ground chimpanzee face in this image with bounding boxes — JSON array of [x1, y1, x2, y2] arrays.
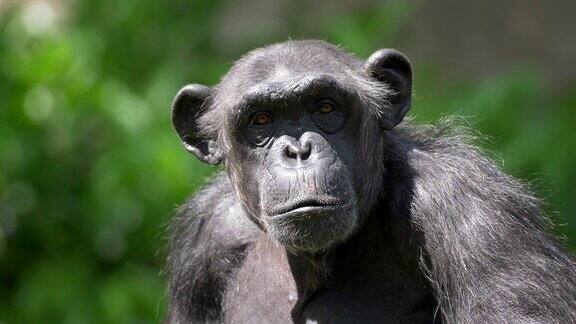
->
[[172, 41, 412, 252], [224, 72, 364, 252]]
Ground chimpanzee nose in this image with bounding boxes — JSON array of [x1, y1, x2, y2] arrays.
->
[[284, 138, 311, 160]]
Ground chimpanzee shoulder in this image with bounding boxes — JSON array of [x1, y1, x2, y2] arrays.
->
[[166, 172, 258, 322], [393, 119, 576, 322]]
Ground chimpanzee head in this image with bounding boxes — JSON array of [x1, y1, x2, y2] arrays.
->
[[172, 40, 412, 252]]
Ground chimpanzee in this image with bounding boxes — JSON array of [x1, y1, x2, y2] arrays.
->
[[166, 40, 576, 323]]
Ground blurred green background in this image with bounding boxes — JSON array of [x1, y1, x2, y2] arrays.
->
[[0, 0, 574, 322]]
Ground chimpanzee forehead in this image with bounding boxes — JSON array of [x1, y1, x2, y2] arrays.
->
[[229, 41, 361, 82], [215, 40, 364, 108]]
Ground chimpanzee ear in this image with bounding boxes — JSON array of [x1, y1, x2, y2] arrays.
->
[[171, 84, 222, 165], [364, 49, 412, 129]]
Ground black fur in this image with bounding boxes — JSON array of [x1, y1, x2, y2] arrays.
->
[[166, 40, 576, 323]]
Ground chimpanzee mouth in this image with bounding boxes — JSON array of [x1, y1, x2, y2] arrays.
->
[[270, 197, 342, 219]]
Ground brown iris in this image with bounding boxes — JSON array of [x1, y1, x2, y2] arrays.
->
[[317, 101, 335, 115], [252, 112, 273, 125]]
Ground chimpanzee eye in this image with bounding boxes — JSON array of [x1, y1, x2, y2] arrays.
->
[[311, 99, 346, 134], [251, 112, 273, 126], [316, 100, 336, 115]]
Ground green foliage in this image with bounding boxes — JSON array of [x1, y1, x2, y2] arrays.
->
[[0, 0, 574, 322]]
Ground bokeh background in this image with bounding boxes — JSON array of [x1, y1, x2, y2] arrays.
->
[[0, 0, 574, 322]]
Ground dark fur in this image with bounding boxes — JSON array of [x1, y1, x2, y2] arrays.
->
[[166, 41, 576, 323]]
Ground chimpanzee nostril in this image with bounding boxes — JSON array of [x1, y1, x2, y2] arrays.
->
[[284, 140, 311, 160], [284, 146, 297, 159]]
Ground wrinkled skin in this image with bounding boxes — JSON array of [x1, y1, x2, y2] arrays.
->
[[228, 75, 362, 252]]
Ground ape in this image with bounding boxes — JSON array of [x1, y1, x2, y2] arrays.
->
[[166, 40, 576, 323]]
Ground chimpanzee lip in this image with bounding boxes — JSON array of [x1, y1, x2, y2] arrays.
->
[[271, 197, 341, 219]]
